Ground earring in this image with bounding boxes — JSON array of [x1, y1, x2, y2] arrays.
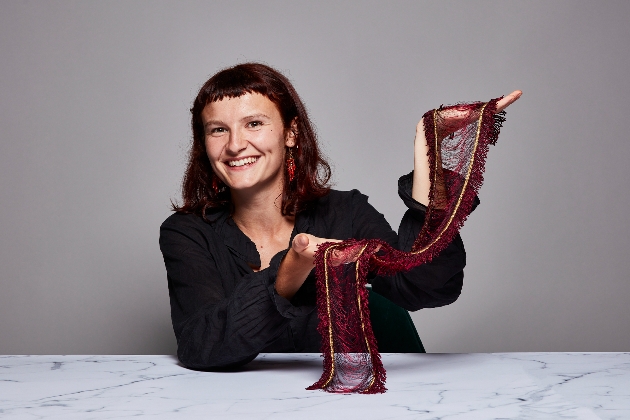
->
[[211, 174, 221, 194], [286, 147, 296, 182]]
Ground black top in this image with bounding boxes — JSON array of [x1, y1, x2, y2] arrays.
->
[[159, 173, 471, 370]]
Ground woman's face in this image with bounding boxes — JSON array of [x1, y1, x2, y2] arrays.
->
[[201, 92, 295, 195]]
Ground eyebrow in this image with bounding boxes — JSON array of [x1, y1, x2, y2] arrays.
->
[[203, 113, 271, 129], [243, 113, 271, 121]]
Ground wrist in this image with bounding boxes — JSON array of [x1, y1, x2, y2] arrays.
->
[[275, 248, 313, 299]]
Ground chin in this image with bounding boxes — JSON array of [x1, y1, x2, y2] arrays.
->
[[228, 176, 283, 194]]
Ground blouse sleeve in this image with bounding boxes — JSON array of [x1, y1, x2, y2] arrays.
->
[[159, 215, 305, 370], [351, 172, 478, 311]]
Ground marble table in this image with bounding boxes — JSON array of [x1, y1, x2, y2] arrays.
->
[[1, 353, 628, 419]]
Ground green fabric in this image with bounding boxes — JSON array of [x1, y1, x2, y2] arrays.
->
[[368, 289, 426, 353]]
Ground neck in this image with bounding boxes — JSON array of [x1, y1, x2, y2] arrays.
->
[[231, 184, 292, 238]]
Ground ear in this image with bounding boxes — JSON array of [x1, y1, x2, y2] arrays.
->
[[285, 118, 298, 147]]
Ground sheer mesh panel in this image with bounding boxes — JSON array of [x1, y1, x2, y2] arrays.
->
[[308, 99, 506, 394]]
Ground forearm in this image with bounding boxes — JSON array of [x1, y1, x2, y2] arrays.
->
[[371, 233, 466, 311], [363, 184, 468, 311], [412, 119, 431, 206], [275, 248, 314, 299], [175, 272, 289, 370], [161, 219, 298, 370]]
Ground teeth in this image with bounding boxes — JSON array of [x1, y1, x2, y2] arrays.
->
[[228, 157, 258, 167]]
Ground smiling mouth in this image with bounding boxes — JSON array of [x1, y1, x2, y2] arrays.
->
[[227, 157, 259, 167]]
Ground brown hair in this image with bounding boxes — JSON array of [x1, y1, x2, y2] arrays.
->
[[173, 63, 331, 218]]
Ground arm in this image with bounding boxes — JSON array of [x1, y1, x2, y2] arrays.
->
[[374, 91, 523, 309], [160, 215, 302, 370], [275, 235, 322, 300], [275, 233, 342, 300], [412, 120, 431, 206], [349, 189, 466, 311]]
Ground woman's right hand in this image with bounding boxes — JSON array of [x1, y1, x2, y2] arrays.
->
[[277, 233, 375, 299], [292, 233, 370, 267], [275, 234, 339, 299], [291, 233, 338, 261]]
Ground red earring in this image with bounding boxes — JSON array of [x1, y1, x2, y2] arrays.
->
[[211, 174, 221, 194], [286, 147, 296, 182]]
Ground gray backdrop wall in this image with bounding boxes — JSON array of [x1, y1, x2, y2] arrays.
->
[[1, 1, 629, 355]]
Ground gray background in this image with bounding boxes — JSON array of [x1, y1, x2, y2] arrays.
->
[[1, 1, 629, 355]]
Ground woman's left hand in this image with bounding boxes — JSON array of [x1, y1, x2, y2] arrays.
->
[[412, 90, 522, 205], [434, 90, 522, 133]]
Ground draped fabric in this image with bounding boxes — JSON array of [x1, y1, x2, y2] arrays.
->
[[307, 98, 507, 394]]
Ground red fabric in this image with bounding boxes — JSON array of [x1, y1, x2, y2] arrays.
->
[[307, 98, 506, 394]]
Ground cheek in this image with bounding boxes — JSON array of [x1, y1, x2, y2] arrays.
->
[[205, 140, 222, 160], [261, 130, 288, 153], [204, 142, 224, 174]]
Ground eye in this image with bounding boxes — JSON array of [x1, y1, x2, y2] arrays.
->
[[247, 121, 263, 129], [207, 127, 227, 137]]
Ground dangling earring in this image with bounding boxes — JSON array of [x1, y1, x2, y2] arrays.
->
[[211, 174, 221, 194], [286, 147, 296, 182]]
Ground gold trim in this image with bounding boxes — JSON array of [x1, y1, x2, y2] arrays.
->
[[361, 105, 488, 267], [353, 244, 376, 391], [317, 105, 488, 390], [320, 245, 337, 389]]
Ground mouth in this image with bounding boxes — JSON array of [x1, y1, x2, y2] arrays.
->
[[226, 156, 259, 168]]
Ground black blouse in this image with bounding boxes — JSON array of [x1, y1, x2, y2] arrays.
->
[[159, 173, 471, 370]]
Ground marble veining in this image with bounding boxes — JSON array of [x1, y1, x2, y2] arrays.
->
[[0, 353, 628, 419]]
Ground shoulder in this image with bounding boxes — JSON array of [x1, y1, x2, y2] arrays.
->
[[160, 212, 208, 233], [308, 189, 394, 242], [161, 206, 228, 230], [314, 188, 368, 208], [310, 189, 377, 224], [159, 211, 224, 251]]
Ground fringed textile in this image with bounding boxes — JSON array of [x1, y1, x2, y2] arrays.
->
[[307, 98, 506, 394]]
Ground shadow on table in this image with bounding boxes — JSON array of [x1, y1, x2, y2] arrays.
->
[[171, 354, 323, 373], [242, 354, 480, 374], [241, 356, 323, 372], [172, 353, 479, 373]]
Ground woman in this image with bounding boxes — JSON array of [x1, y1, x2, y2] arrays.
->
[[160, 63, 520, 370]]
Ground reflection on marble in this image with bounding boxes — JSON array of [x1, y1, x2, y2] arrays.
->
[[0, 353, 628, 419]]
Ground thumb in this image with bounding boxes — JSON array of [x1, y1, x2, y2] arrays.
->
[[292, 233, 310, 254]]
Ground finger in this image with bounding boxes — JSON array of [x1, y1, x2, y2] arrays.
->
[[329, 243, 366, 267], [292, 233, 310, 253], [294, 234, 342, 260], [495, 90, 522, 113]]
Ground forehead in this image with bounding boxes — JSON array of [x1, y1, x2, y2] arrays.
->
[[201, 92, 281, 122]]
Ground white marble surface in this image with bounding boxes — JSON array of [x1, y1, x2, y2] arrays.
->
[[1, 353, 628, 419]]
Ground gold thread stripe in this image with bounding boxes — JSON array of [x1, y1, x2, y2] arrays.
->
[[352, 244, 376, 391], [321, 245, 336, 389], [317, 104, 488, 390]]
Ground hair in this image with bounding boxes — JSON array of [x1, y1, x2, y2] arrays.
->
[[173, 63, 331, 218]]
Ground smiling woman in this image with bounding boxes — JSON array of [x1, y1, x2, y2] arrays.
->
[[159, 63, 520, 372], [200, 93, 299, 271], [202, 93, 295, 200], [174, 63, 330, 219]]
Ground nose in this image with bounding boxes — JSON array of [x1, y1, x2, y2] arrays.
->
[[226, 129, 247, 155]]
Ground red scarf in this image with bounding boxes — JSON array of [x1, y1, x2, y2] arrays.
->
[[308, 98, 507, 393]]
